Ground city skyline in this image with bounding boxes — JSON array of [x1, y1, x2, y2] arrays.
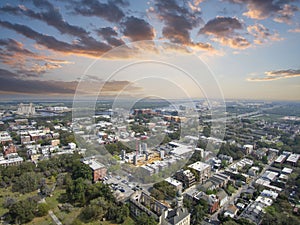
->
[[0, 0, 300, 101]]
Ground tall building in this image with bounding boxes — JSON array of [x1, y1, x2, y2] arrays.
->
[[16, 103, 36, 115]]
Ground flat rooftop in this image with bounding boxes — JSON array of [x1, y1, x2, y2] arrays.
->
[[188, 161, 210, 172]]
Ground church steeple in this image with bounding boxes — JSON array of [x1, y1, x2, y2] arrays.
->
[[176, 189, 183, 208]]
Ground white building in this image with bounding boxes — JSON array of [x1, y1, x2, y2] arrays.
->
[[17, 103, 36, 115]]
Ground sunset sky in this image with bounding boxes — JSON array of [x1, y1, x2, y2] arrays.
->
[[0, 0, 300, 100]]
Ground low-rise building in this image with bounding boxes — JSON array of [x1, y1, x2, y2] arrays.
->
[[224, 204, 238, 218], [82, 158, 107, 182], [216, 189, 229, 207], [165, 177, 183, 191], [188, 161, 211, 184], [175, 169, 196, 188], [129, 191, 190, 225], [286, 154, 300, 166]]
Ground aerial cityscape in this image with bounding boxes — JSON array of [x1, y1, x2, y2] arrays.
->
[[0, 0, 300, 225]]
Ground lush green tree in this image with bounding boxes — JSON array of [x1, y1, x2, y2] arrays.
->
[[136, 212, 157, 225], [66, 178, 87, 205], [79, 204, 104, 222], [8, 198, 37, 224], [36, 203, 50, 217], [106, 204, 129, 223], [12, 172, 40, 194], [39, 178, 52, 196], [150, 188, 165, 200], [71, 161, 92, 181]]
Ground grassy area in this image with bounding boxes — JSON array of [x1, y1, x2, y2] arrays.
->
[[46, 188, 66, 209], [25, 215, 55, 225], [0, 186, 39, 216], [1, 186, 136, 225]]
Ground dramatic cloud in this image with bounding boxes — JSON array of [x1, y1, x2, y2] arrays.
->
[[0, 68, 76, 94], [199, 16, 250, 49], [225, 0, 299, 23], [0, 2, 89, 38], [199, 16, 243, 36], [0, 20, 112, 58], [0, 38, 72, 76], [121, 16, 155, 42], [71, 0, 125, 22], [248, 69, 300, 81], [152, 0, 212, 51], [0, 68, 140, 95], [96, 27, 125, 47], [0, 1, 118, 58], [247, 24, 282, 45]]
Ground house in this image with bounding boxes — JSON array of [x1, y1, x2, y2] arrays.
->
[[3, 143, 17, 157], [243, 144, 253, 154], [248, 166, 260, 176], [224, 204, 238, 218], [82, 158, 107, 182], [188, 161, 211, 184], [202, 194, 219, 214], [216, 189, 229, 207], [209, 173, 230, 188], [199, 181, 216, 192]]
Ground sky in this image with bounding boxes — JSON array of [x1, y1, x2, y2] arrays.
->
[[0, 0, 300, 101]]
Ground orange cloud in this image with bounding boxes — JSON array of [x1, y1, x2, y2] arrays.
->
[[247, 69, 300, 81]]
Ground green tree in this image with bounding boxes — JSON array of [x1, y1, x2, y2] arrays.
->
[[79, 204, 104, 222], [71, 161, 92, 181], [136, 212, 157, 225], [8, 198, 37, 224], [12, 172, 40, 194], [36, 203, 50, 217]]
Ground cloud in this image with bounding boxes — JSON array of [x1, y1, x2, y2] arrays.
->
[[247, 24, 282, 45], [225, 0, 299, 23], [0, 20, 112, 58], [0, 1, 119, 56], [0, 68, 141, 95], [151, 0, 212, 51], [288, 27, 300, 33], [96, 27, 125, 47], [71, 0, 125, 22], [0, 68, 76, 94], [199, 16, 251, 49], [247, 69, 300, 81], [0, 38, 72, 77], [199, 16, 243, 36], [121, 16, 155, 42]]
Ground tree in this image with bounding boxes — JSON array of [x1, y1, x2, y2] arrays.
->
[[136, 212, 157, 225], [8, 198, 37, 224], [79, 204, 104, 222], [12, 172, 40, 194], [39, 178, 52, 196], [66, 178, 87, 205], [71, 161, 92, 181], [36, 203, 50, 217], [150, 188, 165, 200]]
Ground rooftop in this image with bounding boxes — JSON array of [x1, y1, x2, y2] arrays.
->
[[286, 154, 300, 163], [82, 159, 105, 171], [282, 167, 293, 174], [188, 161, 210, 172]]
